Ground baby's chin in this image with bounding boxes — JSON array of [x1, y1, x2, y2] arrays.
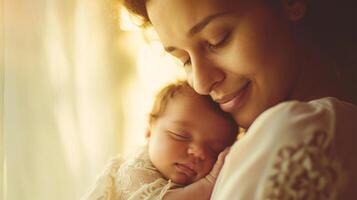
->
[[170, 172, 204, 185]]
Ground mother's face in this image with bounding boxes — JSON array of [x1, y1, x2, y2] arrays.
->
[[147, 0, 300, 128]]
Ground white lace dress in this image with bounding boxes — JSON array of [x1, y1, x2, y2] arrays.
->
[[81, 147, 180, 200]]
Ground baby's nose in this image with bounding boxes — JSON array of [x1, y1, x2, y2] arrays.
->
[[187, 145, 206, 161]]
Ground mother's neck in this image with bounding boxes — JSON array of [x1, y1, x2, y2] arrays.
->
[[289, 47, 357, 105]]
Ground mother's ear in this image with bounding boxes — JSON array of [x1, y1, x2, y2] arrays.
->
[[282, 0, 307, 21]]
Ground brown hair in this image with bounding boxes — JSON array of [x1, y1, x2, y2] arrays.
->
[[122, 0, 151, 27], [148, 80, 237, 134]]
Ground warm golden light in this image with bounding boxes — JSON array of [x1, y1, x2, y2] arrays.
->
[[121, 38, 185, 153], [118, 4, 186, 152], [119, 6, 142, 31]]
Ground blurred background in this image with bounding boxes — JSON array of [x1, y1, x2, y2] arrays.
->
[[0, 0, 184, 199]]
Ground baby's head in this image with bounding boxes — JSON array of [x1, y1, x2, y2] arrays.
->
[[146, 80, 238, 185]]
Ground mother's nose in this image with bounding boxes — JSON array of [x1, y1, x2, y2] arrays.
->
[[189, 55, 224, 95]]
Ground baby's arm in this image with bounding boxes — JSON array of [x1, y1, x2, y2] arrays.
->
[[163, 148, 230, 200]]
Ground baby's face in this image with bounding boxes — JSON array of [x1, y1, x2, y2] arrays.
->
[[147, 91, 237, 185]]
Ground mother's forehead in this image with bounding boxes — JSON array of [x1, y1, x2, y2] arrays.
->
[[147, 0, 239, 46], [147, 0, 235, 32]]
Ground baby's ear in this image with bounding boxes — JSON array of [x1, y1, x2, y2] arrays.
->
[[282, 0, 307, 22]]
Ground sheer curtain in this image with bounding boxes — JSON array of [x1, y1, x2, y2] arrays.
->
[[1, 0, 5, 198], [2, 0, 132, 199]]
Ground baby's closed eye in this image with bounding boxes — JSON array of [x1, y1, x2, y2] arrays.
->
[[168, 131, 190, 141]]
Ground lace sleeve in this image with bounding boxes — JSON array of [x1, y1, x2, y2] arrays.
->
[[263, 131, 345, 200], [116, 148, 180, 200], [80, 156, 123, 200], [81, 148, 180, 200]]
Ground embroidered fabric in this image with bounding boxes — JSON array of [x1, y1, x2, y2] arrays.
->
[[264, 131, 344, 200], [81, 147, 179, 200]]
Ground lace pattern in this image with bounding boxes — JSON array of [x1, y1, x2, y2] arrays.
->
[[116, 148, 178, 199], [264, 131, 345, 200], [80, 157, 123, 200], [81, 146, 179, 200]]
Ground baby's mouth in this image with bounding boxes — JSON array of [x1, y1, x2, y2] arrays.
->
[[175, 163, 197, 178]]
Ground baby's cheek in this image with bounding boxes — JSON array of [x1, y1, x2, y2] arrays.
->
[[201, 158, 216, 177], [208, 157, 217, 171]]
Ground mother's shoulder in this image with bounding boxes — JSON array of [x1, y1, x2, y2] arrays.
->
[[244, 97, 357, 145], [255, 97, 357, 125], [263, 97, 356, 119]]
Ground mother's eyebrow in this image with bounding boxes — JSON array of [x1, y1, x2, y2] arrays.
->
[[187, 11, 231, 37], [164, 11, 231, 53]]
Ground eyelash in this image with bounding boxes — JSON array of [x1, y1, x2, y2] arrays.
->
[[207, 32, 230, 50], [169, 131, 190, 141], [182, 32, 231, 67]]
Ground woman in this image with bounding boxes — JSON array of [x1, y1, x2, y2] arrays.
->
[[123, 0, 357, 199]]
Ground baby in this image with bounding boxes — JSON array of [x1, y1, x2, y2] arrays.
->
[[82, 81, 238, 200]]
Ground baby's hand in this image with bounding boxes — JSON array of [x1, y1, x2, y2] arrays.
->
[[205, 147, 230, 184]]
